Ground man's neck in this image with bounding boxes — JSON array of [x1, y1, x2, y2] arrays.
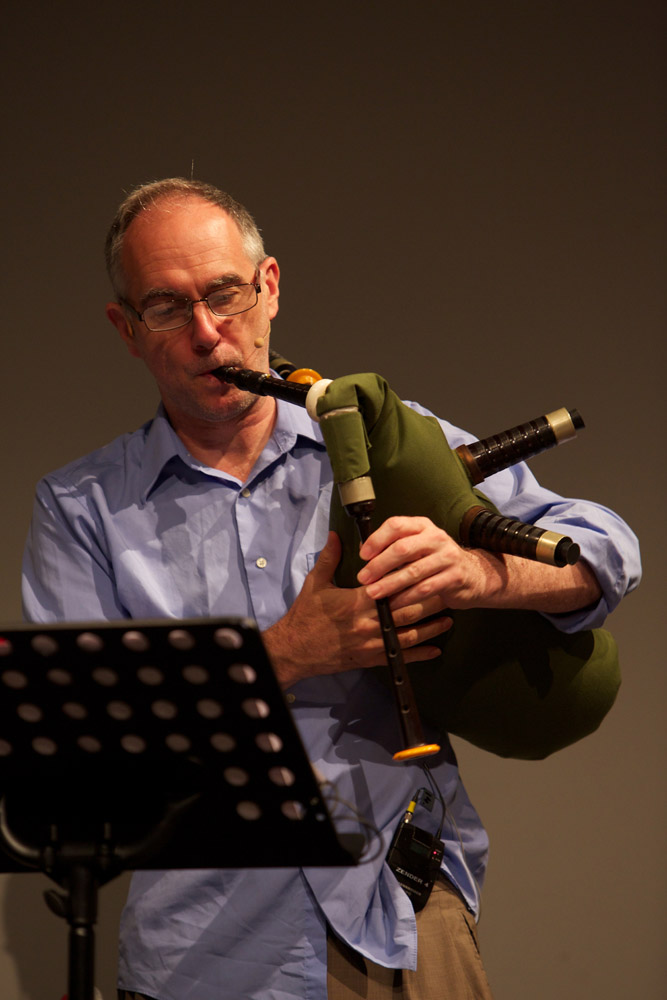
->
[[167, 396, 277, 482]]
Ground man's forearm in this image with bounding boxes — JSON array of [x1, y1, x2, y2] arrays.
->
[[357, 515, 603, 615], [467, 548, 602, 613]]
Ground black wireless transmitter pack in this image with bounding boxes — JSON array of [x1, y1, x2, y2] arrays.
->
[[386, 790, 444, 912]]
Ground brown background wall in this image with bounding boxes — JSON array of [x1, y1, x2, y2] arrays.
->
[[0, 2, 664, 997]]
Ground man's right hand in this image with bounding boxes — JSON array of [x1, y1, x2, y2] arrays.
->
[[263, 531, 451, 689]]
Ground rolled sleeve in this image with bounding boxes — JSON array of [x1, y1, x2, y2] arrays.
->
[[479, 462, 641, 632]]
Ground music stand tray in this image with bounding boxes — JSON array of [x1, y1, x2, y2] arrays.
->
[[0, 616, 363, 1000]]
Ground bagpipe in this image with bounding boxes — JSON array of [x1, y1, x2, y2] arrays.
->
[[212, 353, 621, 762]]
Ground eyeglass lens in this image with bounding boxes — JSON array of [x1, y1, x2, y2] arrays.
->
[[143, 283, 258, 331]]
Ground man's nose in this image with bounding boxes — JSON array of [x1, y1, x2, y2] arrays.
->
[[190, 300, 224, 349]]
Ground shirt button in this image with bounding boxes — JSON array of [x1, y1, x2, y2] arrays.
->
[[285, 693, 296, 704], [241, 488, 251, 498], [256, 557, 267, 569]]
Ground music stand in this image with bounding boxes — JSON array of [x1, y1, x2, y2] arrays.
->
[[0, 617, 362, 1000]]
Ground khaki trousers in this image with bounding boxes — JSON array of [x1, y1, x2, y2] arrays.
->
[[327, 876, 494, 999], [118, 876, 494, 1000]]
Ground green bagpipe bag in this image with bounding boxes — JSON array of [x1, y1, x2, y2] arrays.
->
[[315, 372, 621, 760]]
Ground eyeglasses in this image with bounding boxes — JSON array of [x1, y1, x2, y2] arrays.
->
[[121, 274, 261, 332]]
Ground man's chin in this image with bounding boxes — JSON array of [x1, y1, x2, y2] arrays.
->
[[196, 384, 262, 423]]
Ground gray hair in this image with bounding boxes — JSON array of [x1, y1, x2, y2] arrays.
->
[[104, 178, 266, 297]]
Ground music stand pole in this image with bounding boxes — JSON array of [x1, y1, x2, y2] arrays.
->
[[50, 859, 97, 1000]]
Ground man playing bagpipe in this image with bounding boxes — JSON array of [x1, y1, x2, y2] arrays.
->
[[23, 178, 641, 1000]]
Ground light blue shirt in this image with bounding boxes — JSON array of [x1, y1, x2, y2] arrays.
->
[[22, 397, 640, 1000]]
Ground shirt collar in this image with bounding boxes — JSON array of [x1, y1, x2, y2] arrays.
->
[[138, 392, 326, 503], [138, 404, 185, 503]]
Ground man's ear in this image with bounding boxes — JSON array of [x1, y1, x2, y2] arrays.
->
[[106, 302, 142, 358], [261, 257, 280, 321]]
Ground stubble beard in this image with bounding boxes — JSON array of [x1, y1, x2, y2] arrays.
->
[[172, 355, 270, 427]]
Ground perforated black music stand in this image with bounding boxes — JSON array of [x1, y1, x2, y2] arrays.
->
[[0, 617, 362, 1000]]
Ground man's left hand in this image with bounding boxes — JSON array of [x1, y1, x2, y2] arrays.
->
[[357, 515, 502, 613]]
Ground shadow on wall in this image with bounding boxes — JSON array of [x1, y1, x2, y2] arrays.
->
[[1, 869, 130, 1000]]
